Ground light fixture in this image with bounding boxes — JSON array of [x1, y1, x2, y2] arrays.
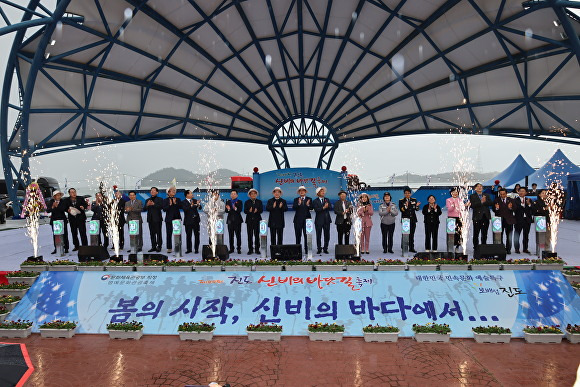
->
[[560, 32, 568, 39], [50, 40, 55, 45], [45, 53, 50, 59], [553, 20, 560, 27]]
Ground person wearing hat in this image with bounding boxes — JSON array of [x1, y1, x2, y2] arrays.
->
[[334, 190, 352, 245], [225, 190, 244, 254], [244, 188, 263, 254], [266, 187, 288, 245], [293, 186, 313, 253], [313, 187, 332, 254], [46, 190, 69, 254]]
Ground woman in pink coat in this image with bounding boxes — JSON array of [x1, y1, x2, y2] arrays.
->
[[445, 187, 462, 250], [357, 193, 374, 254]]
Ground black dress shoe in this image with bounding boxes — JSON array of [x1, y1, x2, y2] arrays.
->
[[228, 249, 234, 254], [317, 249, 322, 254], [255, 250, 261, 255], [148, 248, 156, 252], [515, 250, 520, 254], [195, 250, 199, 254], [64, 249, 69, 253], [51, 250, 56, 254], [137, 248, 142, 252], [72, 247, 79, 252], [506, 251, 511, 254], [247, 250, 253, 255], [383, 249, 387, 254], [409, 249, 417, 253], [388, 250, 394, 254], [156, 248, 161, 252], [323, 249, 329, 254], [185, 250, 192, 254], [127, 249, 132, 253], [237, 248, 241, 254], [523, 249, 531, 254]]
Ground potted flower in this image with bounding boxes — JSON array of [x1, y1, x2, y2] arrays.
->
[[376, 259, 406, 271], [106, 260, 135, 272], [0, 282, 31, 298], [39, 320, 78, 338], [565, 324, 580, 344], [472, 325, 512, 343], [0, 306, 9, 322], [0, 320, 33, 338], [285, 260, 315, 271], [344, 259, 376, 271], [436, 258, 469, 271], [502, 258, 533, 270], [76, 260, 106, 271], [20, 259, 48, 272], [48, 259, 77, 271], [246, 322, 283, 341], [412, 322, 452, 342], [0, 295, 21, 311], [406, 258, 438, 271], [178, 322, 215, 341], [570, 282, 580, 297], [5, 271, 40, 285], [523, 325, 563, 343], [307, 322, 345, 341], [362, 324, 400, 342], [469, 259, 501, 271], [165, 259, 195, 272], [314, 260, 346, 272], [193, 259, 223, 272], [223, 259, 254, 272], [563, 270, 580, 283], [253, 259, 283, 271], [532, 257, 565, 271], [135, 259, 165, 272], [106, 320, 144, 340]]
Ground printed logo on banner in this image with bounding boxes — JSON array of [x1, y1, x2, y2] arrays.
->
[[401, 218, 411, 234], [216, 219, 224, 234], [172, 220, 181, 235], [129, 220, 139, 235], [305, 219, 314, 234], [446, 218, 456, 234], [101, 275, 111, 281], [52, 220, 64, 235], [492, 217, 502, 233], [89, 220, 99, 235], [259, 220, 268, 236], [535, 216, 547, 232]]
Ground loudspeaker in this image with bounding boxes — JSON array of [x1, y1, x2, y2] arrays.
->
[[474, 244, 507, 260], [202, 244, 229, 261], [270, 244, 302, 261], [541, 251, 558, 259], [78, 246, 110, 261], [335, 244, 358, 260], [128, 253, 169, 263]]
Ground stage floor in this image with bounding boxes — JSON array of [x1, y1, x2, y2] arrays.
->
[[0, 210, 578, 270], [3, 334, 579, 386]]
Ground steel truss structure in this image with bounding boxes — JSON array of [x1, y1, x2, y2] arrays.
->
[[1, 0, 579, 212]]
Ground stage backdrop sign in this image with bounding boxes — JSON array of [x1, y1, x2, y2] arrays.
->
[[257, 168, 342, 206], [9, 271, 579, 337]]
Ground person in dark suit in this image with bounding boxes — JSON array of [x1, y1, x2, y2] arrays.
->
[[182, 189, 201, 254], [469, 183, 493, 248], [422, 195, 442, 252], [244, 188, 263, 254], [493, 188, 516, 254], [46, 190, 69, 254], [225, 190, 244, 254], [266, 187, 288, 245], [293, 186, 313, 253], [64, 188, 88, 251], [90, 192, 108, 248], [313, 187, 332, 254], [125, 191, 143, 251], [398, 187, 421, 253], [114, 190, 126, 250], [528, 183, 538, 196], [513, 186, 533, 254], [334, 190, 352, 245], [145, 187, 163, 252], [163, 186, 181, 253]]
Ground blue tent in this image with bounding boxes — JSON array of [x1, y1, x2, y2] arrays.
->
[[483, 154, 535, 187], [513, 149, 580, 189]]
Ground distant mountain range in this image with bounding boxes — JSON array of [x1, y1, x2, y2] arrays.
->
[[139, 168, 245, 188], [370, 171, 498, 186]]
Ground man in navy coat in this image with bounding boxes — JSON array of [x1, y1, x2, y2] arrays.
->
[[313, 187, 332, 254], [293, 185, 313, 253], [225, 190, 244, 254]]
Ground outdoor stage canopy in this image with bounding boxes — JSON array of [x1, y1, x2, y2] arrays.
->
[[1, 0, 580, 208]]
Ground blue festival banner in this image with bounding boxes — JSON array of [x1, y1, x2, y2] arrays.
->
[[8, 270, 579, 337]]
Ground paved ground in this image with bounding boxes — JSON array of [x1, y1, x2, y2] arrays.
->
[[1, 335, 577, 386]]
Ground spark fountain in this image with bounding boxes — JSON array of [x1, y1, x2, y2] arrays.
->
[[99, 182, 121, 258], [545, 181, 565, 254], [343, 147, 363, 258], [20, 182, 47, 259], [198, 141, 221, 258]]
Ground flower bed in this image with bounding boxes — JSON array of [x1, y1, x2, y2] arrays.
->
[[472, 326, 512, 343], [106, 261, 135, 271], [39, 320, 77, 338], [178, 322, 215, 341], [107, 320, 144, 340], [571, 282, 580, 296], [48, 259, 78, 271], [222, 259, 254, 272], [313, 260, 346, 271], [0, 320, 33, 338], [406, 258, 438, 271], [193, 259, 223, 272], [20, 260, 48, 272], [343, 259, 376, 271], [435, 258, 469, 271], [502, 259, 533, 270], [135, 260, 165, 272], [164, 260, 194, 272], [246, 323, 283, 341], [412, 323, 451, 342], [523, 325, 563, 344], [0, 295, 21, 312], [307, 322, 344, 341], [469, 259, 501, 271], [76, 261, 106, 271], [376, 259, 406, 271], [565, 324, 580, 344], [0, 306, 8, 322], [253, 260, 284, 271], [284, 260, 315, 271], [0, 282, 31, 297], [5, 271, 40, 285], [362, 324, 399, 342], [532, 257, 565, 271], [563, 270, 580, 282]]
